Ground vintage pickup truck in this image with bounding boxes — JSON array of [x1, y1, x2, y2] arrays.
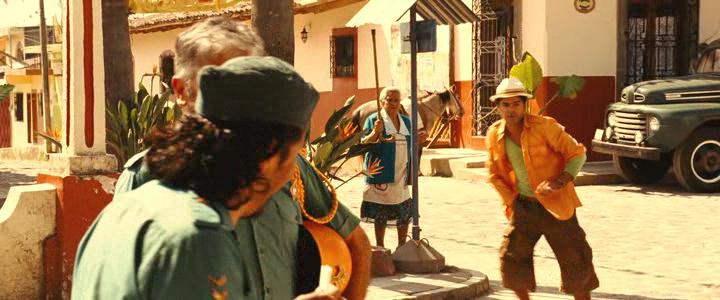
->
[[592, 72, 720, 192]]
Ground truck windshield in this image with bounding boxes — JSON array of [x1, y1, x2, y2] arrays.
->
[[695, 42, 720, 74]]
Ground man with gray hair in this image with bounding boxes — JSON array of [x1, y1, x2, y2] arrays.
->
[[112, 17, 371, 300], [172, 16, 265, 111]]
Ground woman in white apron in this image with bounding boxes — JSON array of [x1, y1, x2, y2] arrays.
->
[[360, 87, 413, 249]]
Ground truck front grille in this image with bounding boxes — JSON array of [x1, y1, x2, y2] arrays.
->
[[612, 111, 646, 144]]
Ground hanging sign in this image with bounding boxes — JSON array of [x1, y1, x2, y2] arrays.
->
[[574, 0, 595, 14]]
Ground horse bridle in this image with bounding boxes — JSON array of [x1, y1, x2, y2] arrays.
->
[[417, 90, 462, 121]]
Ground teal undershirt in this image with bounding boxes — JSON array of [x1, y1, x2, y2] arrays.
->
[[505, 138, 586, 197]]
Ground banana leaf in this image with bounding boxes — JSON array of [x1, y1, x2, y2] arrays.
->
[[0, 84, 15, 101]]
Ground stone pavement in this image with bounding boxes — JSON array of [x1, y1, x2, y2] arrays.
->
[[2, 159, 719, 299], [337, 176, 720, 300], [0, 160, 46, 208]]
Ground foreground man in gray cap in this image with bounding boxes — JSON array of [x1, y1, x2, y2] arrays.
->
[[112, 17, 370, 300], [72, 56, 342, 299]]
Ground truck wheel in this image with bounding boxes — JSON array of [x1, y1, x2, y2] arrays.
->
[[672, 128, 720, 192], [612, 155, 671, 184]]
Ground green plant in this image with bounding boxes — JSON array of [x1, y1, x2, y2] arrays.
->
[[509, 52, 586, 115], [0, 84, 15, 101], [307, 95, 376, 185], [106, 83, 182, 168]]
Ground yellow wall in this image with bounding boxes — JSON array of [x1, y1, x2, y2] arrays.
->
[[700, 0, 720, 43]]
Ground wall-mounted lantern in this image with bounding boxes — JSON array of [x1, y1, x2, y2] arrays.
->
[[301, 26, 309, 43]]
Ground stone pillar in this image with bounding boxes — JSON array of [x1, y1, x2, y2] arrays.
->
[[37, 0, 118, 298], [50, 0, 117, 174]]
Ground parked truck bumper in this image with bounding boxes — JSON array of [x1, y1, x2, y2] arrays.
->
[[592, 139, 661, 160]]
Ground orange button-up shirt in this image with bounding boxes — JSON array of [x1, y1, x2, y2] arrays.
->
[[486, 114, 586, 220]]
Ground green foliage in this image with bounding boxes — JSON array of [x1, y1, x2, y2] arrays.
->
[[551, 75, 586, 99], [509, 52, 543, 94], [0, 84, 15, 101], [106, 84, 182, 168], [508, 52, 586, 115], [307, 95, 374, 181]]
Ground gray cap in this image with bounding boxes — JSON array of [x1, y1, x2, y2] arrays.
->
[[195, 56, 319, 131]]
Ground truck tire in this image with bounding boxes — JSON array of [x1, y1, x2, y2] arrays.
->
[[672, 128, 720, 192], [612, 155, 671, 184]]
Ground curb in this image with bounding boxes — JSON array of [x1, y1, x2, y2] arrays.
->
[[380, 269, 491, 300]]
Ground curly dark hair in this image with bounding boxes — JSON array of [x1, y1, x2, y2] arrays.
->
[[146, 115, 302, 208]]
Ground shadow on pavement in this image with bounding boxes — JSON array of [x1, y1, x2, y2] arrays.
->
[[0, 171, 38, 209], [615, 181, 720, 197], [479, 280, 682, 300]]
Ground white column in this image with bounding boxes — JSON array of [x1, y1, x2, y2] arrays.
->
[[52, 0, 116, 175]]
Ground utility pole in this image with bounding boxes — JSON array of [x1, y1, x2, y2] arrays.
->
[[39, 0, 53, 152]]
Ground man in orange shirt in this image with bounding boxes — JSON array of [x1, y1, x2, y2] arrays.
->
[[485, 77, 599, 300]]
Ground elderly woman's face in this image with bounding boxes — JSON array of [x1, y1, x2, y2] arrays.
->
[[382, 91, 401, 113]]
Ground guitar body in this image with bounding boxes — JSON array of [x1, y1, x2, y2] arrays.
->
[[296, 221, 352, 295]]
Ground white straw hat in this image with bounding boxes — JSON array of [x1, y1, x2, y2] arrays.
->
[[489, 77, 533, 102]]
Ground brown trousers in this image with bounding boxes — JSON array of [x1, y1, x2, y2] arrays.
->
[[500, 196, 599, 294]]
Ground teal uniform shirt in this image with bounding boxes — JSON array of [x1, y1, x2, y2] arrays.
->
[[114, 153, 360, 299], [72, 180, 257, 299]]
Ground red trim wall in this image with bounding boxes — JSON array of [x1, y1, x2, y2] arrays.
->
[[454, 77, 615, 161], [82, 0, 94, 148], [0, 97, 11, 147], [38, 174, 116, 299], [534, 76, 614, 161], [65, 0, 71, 146]]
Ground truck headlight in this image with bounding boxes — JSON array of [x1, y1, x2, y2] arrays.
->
[[608, 112, 618, 127], [648, 116, 660, 133]]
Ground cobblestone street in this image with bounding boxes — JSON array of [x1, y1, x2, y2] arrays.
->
[[2, 159, 718, 299], [337, 176, 720, 299]]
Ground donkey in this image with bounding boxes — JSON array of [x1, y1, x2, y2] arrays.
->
[[350, 87, 464, 135]]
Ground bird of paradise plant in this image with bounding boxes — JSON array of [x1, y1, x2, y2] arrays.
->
[[307, 95, 378, 188], [36, 127, 63, 152]]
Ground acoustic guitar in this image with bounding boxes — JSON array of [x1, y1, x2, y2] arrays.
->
[[296, 221, 352, 295], [292, 161, 353, 295]]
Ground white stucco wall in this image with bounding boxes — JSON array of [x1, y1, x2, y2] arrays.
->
[[356, 22, 393, 90], [700, 0, 720, 43], [519, 0, 549, 76], [0, 184, 56, 299], [541, 0, 618, 77], [454, 22, 473, 82], [130, 28, 185, 93], [294, 1, 386, 92]]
